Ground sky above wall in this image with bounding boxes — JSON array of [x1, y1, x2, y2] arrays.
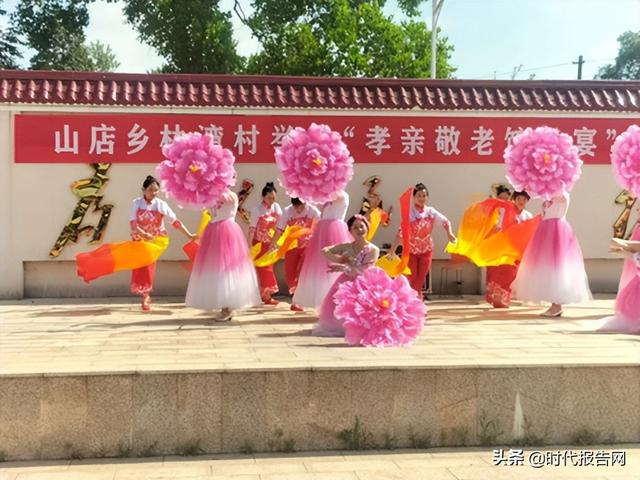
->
[[3, 0, 639, 80]]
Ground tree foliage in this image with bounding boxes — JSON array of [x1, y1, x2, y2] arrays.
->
[[7, 0, 456, 78], [121, 0, 243, 73], [11, 0, 90, 69], [86, 41, 121, 72], [596, 31, 640, 80], [238, 0, 455, 78], [0, 0, 21, 68], [10, 0, 120, 71]]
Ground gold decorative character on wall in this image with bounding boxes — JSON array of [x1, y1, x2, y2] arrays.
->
[[236, 179, 254, 224], [49, 163, 114, 257], [359, 175, 392, 225], [613, 190, 637, 239]]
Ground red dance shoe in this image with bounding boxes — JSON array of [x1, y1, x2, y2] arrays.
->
[[141, 295, 151, 311]]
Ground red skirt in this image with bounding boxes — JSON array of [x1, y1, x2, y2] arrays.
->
[[284, 247, 305, 295], [131, 263, 156, 296], [254, 241, 278, 300], [486, 265, 517, 308]]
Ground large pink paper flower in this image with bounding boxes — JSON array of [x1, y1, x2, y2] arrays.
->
[[504, 126, 582, 200], [156, 132, 236, 208], [334, 267, 425, 347], [611, 125, 640, 197], [275, 123, 354, 203]]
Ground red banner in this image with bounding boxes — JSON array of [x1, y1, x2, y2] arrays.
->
[[13, 113, 636, 164]]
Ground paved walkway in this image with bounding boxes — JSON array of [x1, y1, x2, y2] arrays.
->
[[1, 296, 637, 376], [1, 446, 638, 479]]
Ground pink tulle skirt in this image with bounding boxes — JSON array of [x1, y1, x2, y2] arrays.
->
[[186, 219, 260, 311], [600, 276, 640, 334], [512, 218, 592, 304], [619, 223, 640, 291], [600, 223, 640, 334], [313, 273, 350, 336], [292, 219, 352, 309]]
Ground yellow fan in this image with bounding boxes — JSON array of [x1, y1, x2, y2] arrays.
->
[[367, 208, 383, 241], [254, 225, 311, 267], [376, 255, 411, 277], [249, 242, 262, 259], [197, 209, 212, 237]]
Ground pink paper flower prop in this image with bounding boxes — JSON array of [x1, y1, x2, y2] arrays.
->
[[334, 267, 425, 347], [504, 126, 582, 200], [156, 132, 236, 208], [275, 123, 354, 203], [611, 125, 640, 198]]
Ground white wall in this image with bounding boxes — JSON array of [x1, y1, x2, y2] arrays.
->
[[0, 111, 23, 298], [1, 105, 636, 298]]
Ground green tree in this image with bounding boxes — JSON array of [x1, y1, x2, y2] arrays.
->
[[596, 31, 640, 80], [121, 0, 243, 73], [11, 0, 91, 69], [237, 0, 455, 78], [0, 0, 21, 68], [86, 41, 120, 72], [10, 0, 119, 71]]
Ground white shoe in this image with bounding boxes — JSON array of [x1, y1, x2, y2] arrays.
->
[[216, 309, 233, 322]]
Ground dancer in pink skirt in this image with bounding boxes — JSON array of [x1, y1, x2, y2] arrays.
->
[[600, 218, 640, 334], [511, 192, 592, 317], [617, 216, 640, 295], [313, 215, 380, 336], [292, 191, 352, 309], [186, 188, 260, 321]]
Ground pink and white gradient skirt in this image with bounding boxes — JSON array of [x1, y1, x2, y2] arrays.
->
[[618, 223, 640, 292], [292, 219, 352, 309], [600, 224, 640, 334], [186, 219, 261, 311], [600, 276, 640, 334], [512, 218, 592, 304]]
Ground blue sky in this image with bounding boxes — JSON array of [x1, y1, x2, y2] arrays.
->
[[2, 0, 639, 79]]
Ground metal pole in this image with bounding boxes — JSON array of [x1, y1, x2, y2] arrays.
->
[[572, 55, 584, 80], [430, 0, 444, 79]]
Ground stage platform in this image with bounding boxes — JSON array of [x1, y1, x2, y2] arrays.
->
[[0, 296, 638, 461]]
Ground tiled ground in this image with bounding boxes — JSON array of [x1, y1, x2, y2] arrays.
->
[[0, 446, 638, 480], [0, 295, 637, 376]]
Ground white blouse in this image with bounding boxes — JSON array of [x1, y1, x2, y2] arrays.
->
[[129, 197, 178, 223], [277, 204, 321, 230], [209, 192, 238, 222], [320, 192, 350, 221], [543, 193, 570, 219], [249, 202, 283, 228], [517, 209, 534, 222]]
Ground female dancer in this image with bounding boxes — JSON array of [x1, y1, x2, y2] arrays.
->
[[486, 190, 534, 307], [388, 183, 456, 301], [292, 191, 352, 309], [248, 182, 283, 305], [77, 175, 195, 311], [600, 208, 640, 333], [271, 197, 320, 311], [600, 237, 640, 333], [615, 209, 640, 304], [186, 187, 261, 321], [511, 192, 592, 316], [313, 215, 380, 336]]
